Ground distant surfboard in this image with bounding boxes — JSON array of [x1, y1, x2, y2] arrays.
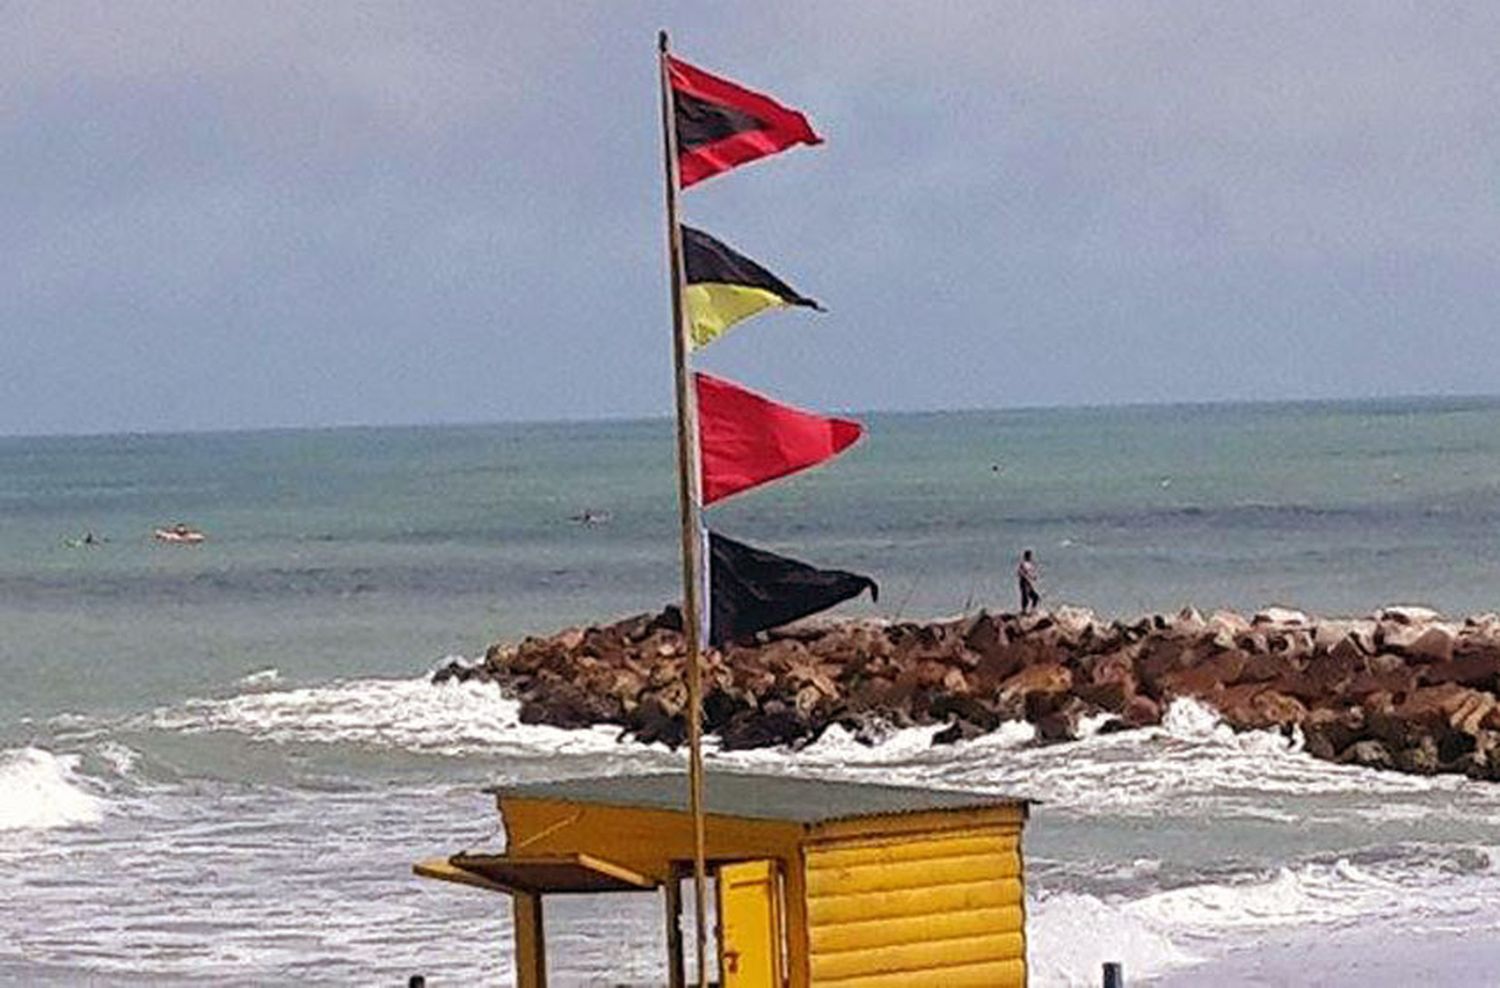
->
[[154, 528, 206, 544]]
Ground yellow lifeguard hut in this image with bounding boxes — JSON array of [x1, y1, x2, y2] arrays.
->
[[415, 772, 1030, 987]]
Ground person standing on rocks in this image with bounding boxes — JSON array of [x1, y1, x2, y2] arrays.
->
[[1017, 548, 1041, 614]]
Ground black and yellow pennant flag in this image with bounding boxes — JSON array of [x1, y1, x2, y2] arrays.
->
[[683, 226, 821, 348]]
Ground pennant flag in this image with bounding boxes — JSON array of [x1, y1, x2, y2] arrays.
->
[[669, 55, 822, 188], [683, 226, 821, 348], [709, 531, 878, 646], [696, 372, 863, 505]]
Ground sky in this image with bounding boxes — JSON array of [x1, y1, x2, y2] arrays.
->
[[4, 3, 1500, 436]]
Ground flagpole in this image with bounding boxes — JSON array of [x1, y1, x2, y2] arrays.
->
[[658, 29, 711, 988]]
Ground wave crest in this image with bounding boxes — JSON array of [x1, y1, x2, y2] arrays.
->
[[0, 747, 105, 831], [148, 677, 656, 759]]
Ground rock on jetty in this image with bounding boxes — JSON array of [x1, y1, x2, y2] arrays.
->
[[434, 604, 1500, 780]]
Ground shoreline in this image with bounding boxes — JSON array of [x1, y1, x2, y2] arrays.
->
[[1147, 923, 1500, 986], [439, 603, 1500, 781]]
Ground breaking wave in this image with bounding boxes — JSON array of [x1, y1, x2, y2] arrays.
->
[[144, 671, 1494, 823], [715, 697, 1477, 820], [148, 676, 663, 760], [0, 747, 106, 831], [1029, 845, 1500, 985], [235, 667, 281, 689], [24, 673, 1500, 986]]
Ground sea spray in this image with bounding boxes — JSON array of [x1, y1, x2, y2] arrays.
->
[[235, 667, 281, 689], [469, 604, 1500, 784], [0, 747, 105, 831], [148, 676, 673, 760], [13, 671, 1500, 985]]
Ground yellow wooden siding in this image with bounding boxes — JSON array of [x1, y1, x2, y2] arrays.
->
[[807, 879, 1023, 926], [811, 905, 1023, 953], [806, 833, 1014, 869], [805, 830, 1025, 988], [804, 958, 1025, 988], [805, 849, 1021, 897]]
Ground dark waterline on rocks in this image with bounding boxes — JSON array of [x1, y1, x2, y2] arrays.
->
[[451, 602, 1500, 781]]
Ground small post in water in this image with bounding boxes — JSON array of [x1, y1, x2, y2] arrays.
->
[[1102, 961, 1124, 988]]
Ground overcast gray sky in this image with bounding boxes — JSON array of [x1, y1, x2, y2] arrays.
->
[[4, 3, 1498, 435]]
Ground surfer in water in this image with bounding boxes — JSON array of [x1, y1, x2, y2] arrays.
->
[[1017, 548, 1041, 615], [154, 522, 206, 544]]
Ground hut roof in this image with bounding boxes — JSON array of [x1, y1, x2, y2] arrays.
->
[[490, 771, 1026, 825]]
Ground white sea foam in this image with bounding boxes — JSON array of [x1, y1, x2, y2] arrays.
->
[[1029, 847, 1500, 985], [148, 680, 1487, 824], [149, 676, 667, 759], [0, 747, 105, 831], [1138, 853, 1500, 936], [29, 682, 1500, 986], [1030, 889, 1199, 986], [235, 667, 281, 689], [712, 697, 1478, 820], [92, 740, 140, 777]]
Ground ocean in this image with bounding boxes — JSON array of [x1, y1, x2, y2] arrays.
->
[[4, 397, 1500, 985]]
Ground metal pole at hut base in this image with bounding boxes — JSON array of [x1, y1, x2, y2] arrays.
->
[[657, 29, 711, 988]]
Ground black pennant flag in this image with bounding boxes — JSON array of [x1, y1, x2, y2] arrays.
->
[[708, 531, 878, 647]]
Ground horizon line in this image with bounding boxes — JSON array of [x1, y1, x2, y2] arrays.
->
[[5, 389, 1500, 442]]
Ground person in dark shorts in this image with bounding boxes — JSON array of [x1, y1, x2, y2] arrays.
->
[[1017, 548, 1040, 614]]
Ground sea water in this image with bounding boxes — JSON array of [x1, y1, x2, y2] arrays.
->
[[4, 398, 1500, 985]]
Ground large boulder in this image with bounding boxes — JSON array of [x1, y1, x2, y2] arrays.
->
[[931, 717, 990, 746], [466, 605, 1500, 778], [1378, 605, 1442, 625], [1209, 610, 1252, 636], [1346, 663, 1418, 700], [996, 662, 1073, 716], [928, 693, 1002, 732], [519, 679, 622, 730], [630, 694, 687, 747], [1216, 684, 1306, 730], [1396, 735, 1442, 775], [1340, 740, 1396, 770], [1137, 639, 1196, 696], [1121, 694, 1163, 728], [1072, 650, 1138, 712], [1254, 606, 1309, 627], [1036, 696, 1092, 742], [1300, 649, 1363, 699], [1302, 706, 1366, 761], [1237, 650, 1301, 683], [1421, 652, 1500, 691], [1325, 633, 1367, 667], [1051, 606, 1101, 649], [961, 611, 1007, 655], [1155, 650, 1247, 701], [1368, 684, 1494, 750], [1403, 626, 1456, 664], [718, 700, 808, 750]]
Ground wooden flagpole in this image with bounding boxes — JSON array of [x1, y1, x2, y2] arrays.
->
[[657, 29, 711, 988]]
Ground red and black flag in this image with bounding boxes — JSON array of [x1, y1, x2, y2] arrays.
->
[[668, 55, 822, 188], [696, 372, 863, 505], [708, 531, 877, 646], [683, 226, 821, 348]]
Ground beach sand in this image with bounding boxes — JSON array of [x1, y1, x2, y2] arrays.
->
[[1148, 926, 1500, 986]]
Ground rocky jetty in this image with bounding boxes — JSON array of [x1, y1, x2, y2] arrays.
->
[[434, 604, 1500, 780]]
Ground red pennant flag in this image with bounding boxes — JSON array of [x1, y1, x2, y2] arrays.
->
[[696, 372, 862, 505], [668, 55, 822, 188]]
